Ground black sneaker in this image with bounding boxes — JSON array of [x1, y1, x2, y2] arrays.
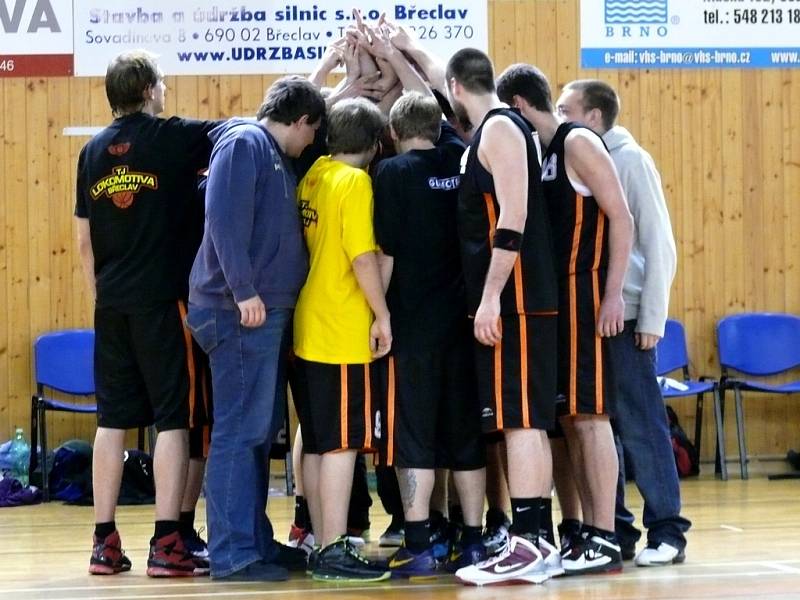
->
[[562, 534, 623, 575], [379, 519, 405, 547], [213, 561, 289, 582], [482, 509, 511, 557], [312, 537, 391, 582], [558, 520, 584, 559], [275, 541, 308, 572], [306, 547, 320, 576]]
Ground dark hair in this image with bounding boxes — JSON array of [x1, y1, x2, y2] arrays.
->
[[257, 76, 326, 126], [105, 50, 161, 117], [445, 48, 495, 94], [326, 98, 387, 155], [496, 63, 554, 113], [564, 79, 620, 130], [390, 92, 442, 143]]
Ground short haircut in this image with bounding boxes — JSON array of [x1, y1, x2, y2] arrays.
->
[[256, 76, 326, 126], [105, 50, 161, 117], [389, 92, 442, 144], [496, 63, 554, 113], [445, 48, 495, 94], [563, 79, 620, 130], [326, 98, 387, 155]]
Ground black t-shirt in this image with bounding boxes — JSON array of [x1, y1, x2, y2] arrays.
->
[[75, 113, 217, 310], [373, 122, 468, 354]]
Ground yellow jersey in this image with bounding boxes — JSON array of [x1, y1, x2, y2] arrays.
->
[[293, 156, 378, 364]]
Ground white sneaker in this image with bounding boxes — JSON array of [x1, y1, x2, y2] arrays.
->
[[455, 535, 549, 586], [634, 542, 685, 567], [538, 537, 565, 577]]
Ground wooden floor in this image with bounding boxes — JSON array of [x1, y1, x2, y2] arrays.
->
[[1, 473, 800, 600]]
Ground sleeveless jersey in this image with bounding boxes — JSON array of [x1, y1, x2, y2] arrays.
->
[[541, 122, 610, 278], [457, 107, 558, 317]]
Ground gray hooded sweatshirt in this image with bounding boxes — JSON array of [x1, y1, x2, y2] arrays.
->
[[602, 126, 677, 338]]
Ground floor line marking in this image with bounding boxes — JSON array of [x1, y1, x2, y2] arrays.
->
[[759, 562, 800, 574], [17, 569, 800, 600], [720, 524, 744, 532]]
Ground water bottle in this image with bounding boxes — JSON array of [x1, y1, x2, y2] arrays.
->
[[10, 428, 30, 487]]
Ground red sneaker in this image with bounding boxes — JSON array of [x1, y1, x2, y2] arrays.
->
[[89, 530, 132, 575], [146, 531, 197, 577]]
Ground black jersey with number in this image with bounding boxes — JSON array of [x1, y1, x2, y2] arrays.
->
[[75, 113, 217, 311], [541, 122, 610, 278], [457, 107, 558, 316]]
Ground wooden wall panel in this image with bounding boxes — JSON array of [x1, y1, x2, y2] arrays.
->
[[0, 0, 799, 461]]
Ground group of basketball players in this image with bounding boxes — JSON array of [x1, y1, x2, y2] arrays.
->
[[75, 9, 689, 587]]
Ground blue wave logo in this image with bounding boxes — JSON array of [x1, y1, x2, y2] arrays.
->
[[605, 0, 667, 24]]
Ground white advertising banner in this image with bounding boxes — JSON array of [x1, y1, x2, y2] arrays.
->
[[73, 1, 487, 76], [0, 0, 74, 75], [581, 0, 800, 69]]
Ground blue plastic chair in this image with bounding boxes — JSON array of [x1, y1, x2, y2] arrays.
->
[[717, 313, 800, 480], [657, 319, 726, 479], [30, 329, 97, 501]]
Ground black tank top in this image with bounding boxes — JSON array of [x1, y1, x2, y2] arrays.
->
[[457, 107, 558, 316], [541, 122, 610, 278]]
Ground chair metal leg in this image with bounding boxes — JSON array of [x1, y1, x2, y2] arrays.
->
[[713, 386, 728, 481], [30, 396, 40, 475], [40, 405, 49, 502], [734, 388, 748, 479], [694, 392, 704, 459]]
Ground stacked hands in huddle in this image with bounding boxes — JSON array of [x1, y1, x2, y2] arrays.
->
[[308, 10, 444, 111]]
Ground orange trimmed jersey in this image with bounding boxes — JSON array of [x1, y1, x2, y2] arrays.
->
[[542, 122, 612, 416], [540, 122, 610, 278], [457, 107, 558, 317]]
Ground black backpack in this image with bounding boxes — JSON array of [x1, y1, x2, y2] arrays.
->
[[665, 405, 700, 477]]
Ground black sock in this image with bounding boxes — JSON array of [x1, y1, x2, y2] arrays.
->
[[404, 519, 432, 553], [179, 510, 195, 536], [154, 520, 180, 540], [449, 504, 464, 527], [461, 525, 483, 547], [485, 506, 509, 529], [591, 526, 618, 543], [538, 498, 555, 545], [94, 521, 116, 540], [429, 509, 446, 531], [509, 498, 542, 539], [294, 495, 312, 531]]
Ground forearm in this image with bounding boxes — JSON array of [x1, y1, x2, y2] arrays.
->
[[404, 43, 445, 93], [385, 50, 431, 96], [604, 214, 634, 300], [308, 59, 337, 87], [78, 243, 96, 300], [377, 252, 394, 293], [352, 252, 390, 319], [480, 249, 518, 304]]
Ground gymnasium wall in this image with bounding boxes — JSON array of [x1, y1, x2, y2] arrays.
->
[[1, 0, 798, 460]]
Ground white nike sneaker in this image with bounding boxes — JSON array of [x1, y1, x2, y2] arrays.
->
[[455, 534, 549, 586], [538, 537, 565, 577], [634, 542, 685, 567]]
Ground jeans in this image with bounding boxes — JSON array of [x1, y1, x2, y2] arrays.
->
[[608, 320, 691, 551], [185, 305, 292, 577]]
